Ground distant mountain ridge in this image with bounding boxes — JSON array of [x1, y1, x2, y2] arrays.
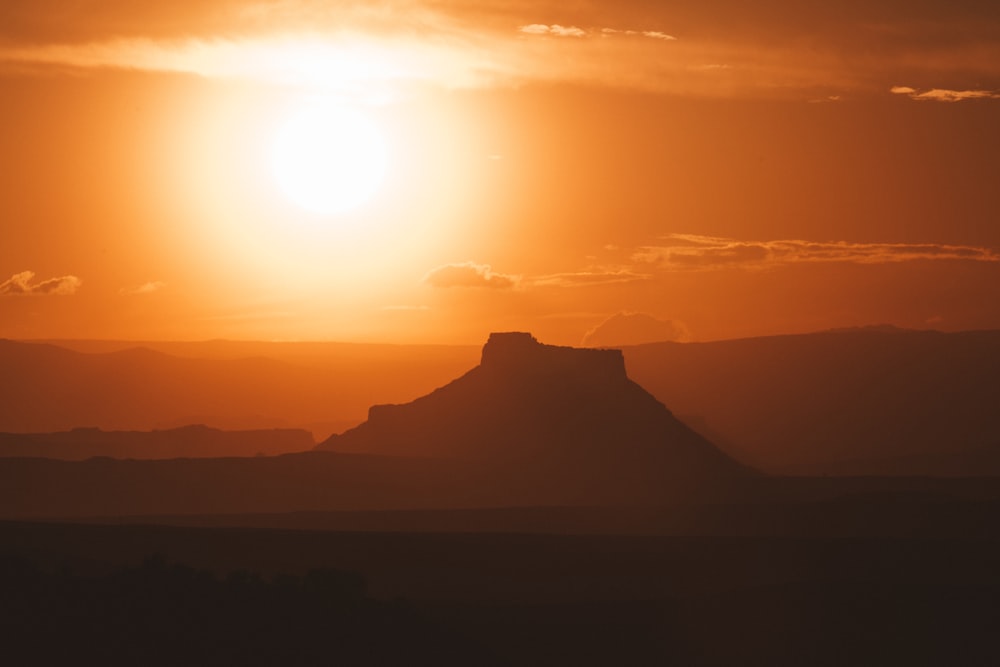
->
[[622, 328, 1000, 475], [0, 338, 477, 437], [0, 425, 314, 461], [5, 328, 999, 476]]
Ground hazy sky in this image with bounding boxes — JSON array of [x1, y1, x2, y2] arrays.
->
[[2, 0, 999, 344]]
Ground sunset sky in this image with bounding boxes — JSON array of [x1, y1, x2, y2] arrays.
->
[[2, 0, 999, 345]]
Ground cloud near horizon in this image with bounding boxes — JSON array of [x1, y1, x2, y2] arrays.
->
[[0, 271, 81, 296], [519, 24, 676, 41], [529, 269, 651, 288], [519, 24, 587, 38], [425, 263, 650, 290], [633, 235, 1000, 271], [422, 233, 998, 294], [424, 262, 519, 289], [600, 28, 676, 41], [891, 86, 1000, 102]]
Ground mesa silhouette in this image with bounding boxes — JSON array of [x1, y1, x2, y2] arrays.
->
[[318, 332, 752, 501]]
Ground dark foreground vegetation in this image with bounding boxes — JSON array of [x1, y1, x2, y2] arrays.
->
[[0, 554, 468, 666], [2, 520, 999, 666]]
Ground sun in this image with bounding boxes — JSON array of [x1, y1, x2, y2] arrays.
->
[[270, 102, 388, 215]]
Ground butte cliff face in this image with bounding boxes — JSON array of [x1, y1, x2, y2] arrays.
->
[[318, 333, 753, 503]]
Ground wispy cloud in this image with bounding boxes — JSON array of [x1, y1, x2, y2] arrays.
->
[[519, 24, 586, 38], [120, 280, 166, 296], [421, 234, 997, 293], [0, 270, 81, 296], [2, 2, 998, 100], [518, 25, 676, 41], [891, 85, 1000, 102], [529, 269, 650, 288], [0, 35, 458, 92], [600, 28, 677, 41], [633, 234, 1000, 270], [423, 262, 519, 289]]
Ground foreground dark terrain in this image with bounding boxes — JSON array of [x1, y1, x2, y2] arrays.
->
[[2, 512, 999, 666]]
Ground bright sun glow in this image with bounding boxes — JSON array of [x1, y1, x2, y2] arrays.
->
[[270, 102, 388, 215]]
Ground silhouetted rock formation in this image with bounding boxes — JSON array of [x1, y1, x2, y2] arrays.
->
[[0, 334, 755, 515], [318, 333, 752, 502]]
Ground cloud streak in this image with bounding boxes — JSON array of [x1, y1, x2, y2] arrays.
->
[[2, 2, 998, 100], [0, 271, 81, 296], [891, 85, 1000, 102], [424, 262, 519, 289], [519, 24, 586, 38], [421, 233, 998, 294], [519, 25, 676, 41], [529, 269, 650, 288], [600, 28, 677, 41], [633, 234, 1000, 270]]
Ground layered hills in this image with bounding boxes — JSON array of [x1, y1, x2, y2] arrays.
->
[[0, 338, 476, 438], [0, 425, 314, 460], [0, 333, 752, 517], [622, 328, 1000, 475], [3, 328, 998, 476]]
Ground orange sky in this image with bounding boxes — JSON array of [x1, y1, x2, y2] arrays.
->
[[2, 0, 999, 345]]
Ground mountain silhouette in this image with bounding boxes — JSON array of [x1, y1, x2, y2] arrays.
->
[[0, 425, 314, 460], [318, 332, 753, 501], [0, 338, 476, 437], [8, 328, 997, 477]]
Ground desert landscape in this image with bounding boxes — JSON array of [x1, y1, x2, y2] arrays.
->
[[3, 0, 1000, 664]]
